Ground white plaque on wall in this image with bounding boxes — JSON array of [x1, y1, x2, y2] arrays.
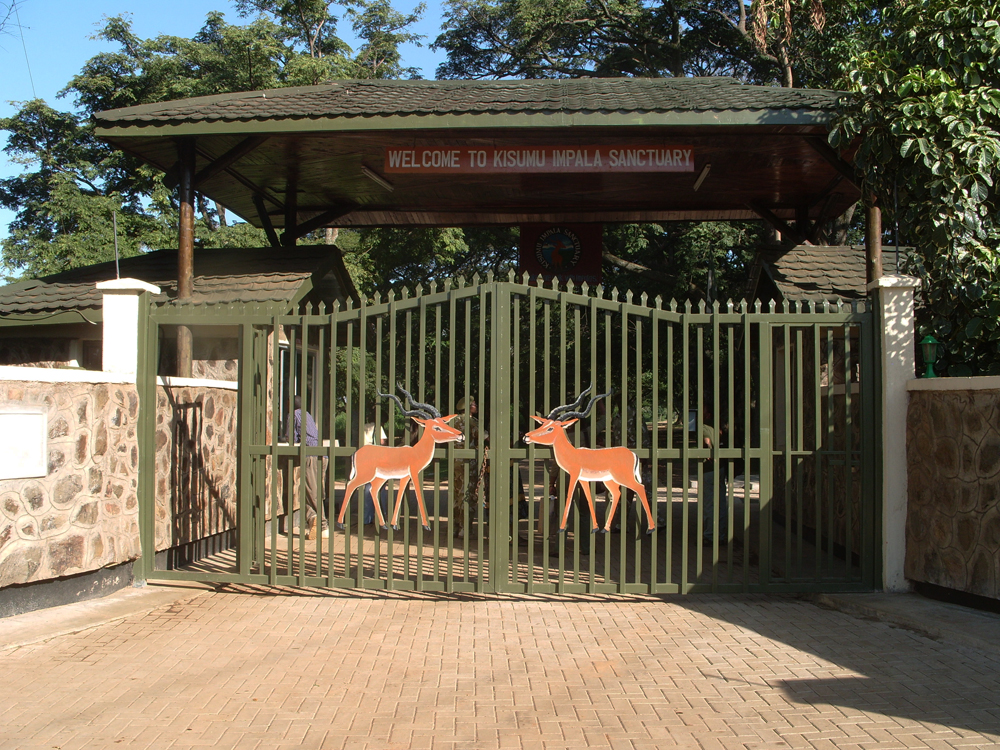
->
[[0, 409, 47, 480]]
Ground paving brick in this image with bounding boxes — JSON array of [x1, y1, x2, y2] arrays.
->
[[3, 591, 1000, 749]]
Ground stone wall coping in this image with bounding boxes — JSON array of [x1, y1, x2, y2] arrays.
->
[[0, 366, 134, 384], [908, 376, 1000, 392], [96, 278, 161, 294], [867, 274, 921, 290], [157, 376, 238, 391]]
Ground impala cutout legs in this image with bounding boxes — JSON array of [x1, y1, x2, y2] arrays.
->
[[523, 386, 655, 535], [337, 385, 462, 533]]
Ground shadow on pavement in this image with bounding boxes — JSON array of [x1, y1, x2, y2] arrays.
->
[[668, 594, 1000, 739]]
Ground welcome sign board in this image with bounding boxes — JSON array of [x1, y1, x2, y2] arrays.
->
[[384, 146, 695, 174]]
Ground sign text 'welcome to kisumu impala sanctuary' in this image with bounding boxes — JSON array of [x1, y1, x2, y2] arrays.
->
[[384, 146, 694, 174]]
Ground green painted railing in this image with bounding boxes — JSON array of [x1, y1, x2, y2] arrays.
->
[[138, 275, 878, 594]]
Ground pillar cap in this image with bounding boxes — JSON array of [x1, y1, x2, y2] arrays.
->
[[96, 278, 161, 294], [867, 274, 921, 291]]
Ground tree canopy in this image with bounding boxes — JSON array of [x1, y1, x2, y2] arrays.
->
[[433, 0, 868, 87], [8, 0, 999, 372], [0, 2, 427, 280], [832, 0, 1000, 375]]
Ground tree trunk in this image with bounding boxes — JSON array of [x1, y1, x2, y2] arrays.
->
[[671, 13, 683, 77], [823, 203, 856, 246], [197, 193, 216, 232], [779, 44, 794, 88]]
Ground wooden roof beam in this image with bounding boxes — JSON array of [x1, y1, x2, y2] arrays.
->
[[283, 205, 356, 244], [804, 136, 859, 189], [253, 194, 281, 248], [162, 135, 266, 189], [193, 135, 268, 188], [747, 201, 808, 245]]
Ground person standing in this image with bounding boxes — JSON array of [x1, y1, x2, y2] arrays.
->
[[289, 396, 328, 540], [701, 406, 728, 546], [452, 396, 487, 537]]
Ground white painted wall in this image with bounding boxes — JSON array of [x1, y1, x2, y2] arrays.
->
[[0, 366, 134, 384], [868, 275, 920, 592], [96, 278, 160, 378]]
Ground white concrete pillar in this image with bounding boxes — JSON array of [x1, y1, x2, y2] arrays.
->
[[868, 274, 921, 592], [96, 278, 161, 378]]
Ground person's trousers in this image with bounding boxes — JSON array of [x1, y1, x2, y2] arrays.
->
[[701, 470, 728, 541], [301, 456, 322, 524]]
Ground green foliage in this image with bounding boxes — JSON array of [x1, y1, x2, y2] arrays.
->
[[435, 0, 760, 80], [746, 0, 882, 88], [350, 227, 469, 293], [0, 96, 266, 279], [235, 0, 352, 60], [434, 0, 870, 86], [346, 0, 427, 79], [1, 4, 425, 280], [831, 0, 1000, 376], [603, 222, 765, 304], [0, 100, 161, 278]]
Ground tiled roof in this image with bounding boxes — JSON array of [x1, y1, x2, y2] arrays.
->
[[94, 78, 843, 126], [0, 246, 346, 315], [763, 245, 905, 301]]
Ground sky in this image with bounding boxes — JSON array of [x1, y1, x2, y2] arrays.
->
[[0, 0, 446, 241]]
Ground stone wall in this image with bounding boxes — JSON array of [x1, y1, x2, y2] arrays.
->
[[191, 337, 238, 382], [157, 335, 238, 382], [0, 381, 141, 587], [154, 384, 238, 551], [906, 386, 1000, 599]]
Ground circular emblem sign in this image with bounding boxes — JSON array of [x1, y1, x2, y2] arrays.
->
[[535, 227, 583, 272]]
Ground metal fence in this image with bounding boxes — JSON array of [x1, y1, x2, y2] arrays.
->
[[140, 273, 878, 593]]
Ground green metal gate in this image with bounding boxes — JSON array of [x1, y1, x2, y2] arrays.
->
[[140, 273, 879, 593]]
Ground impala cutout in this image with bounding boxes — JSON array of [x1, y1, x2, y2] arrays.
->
[[337, 386, 463, 532], [523, 387, 655, 535]]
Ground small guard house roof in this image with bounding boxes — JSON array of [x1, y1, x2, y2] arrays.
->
[[93, 77, 859, 233], [0, 246, 356, 321], [752, 245, 906, 303]]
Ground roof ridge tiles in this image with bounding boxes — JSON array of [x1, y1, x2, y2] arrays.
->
[[93, 77, 842, 126]]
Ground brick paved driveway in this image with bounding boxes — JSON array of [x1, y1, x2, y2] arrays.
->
[[2, 589, 999, 749]]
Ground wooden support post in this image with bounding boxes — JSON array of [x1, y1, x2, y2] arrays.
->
[[865, 200, 883, 284], [281, 173, 297, 247], [177, 138, 196, 378]]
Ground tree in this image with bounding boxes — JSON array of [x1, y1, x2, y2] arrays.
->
[[1, 4, 426, 279], [602, 222, 764, 303], [433, 0, 860, 85], [434, 0, 748, 80], [744, 0, 826, 88], [831, 0, 1000, 376], [346, 0, 426, 79], [0, 100, 172, 278], [342, 226, 524, 295]]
